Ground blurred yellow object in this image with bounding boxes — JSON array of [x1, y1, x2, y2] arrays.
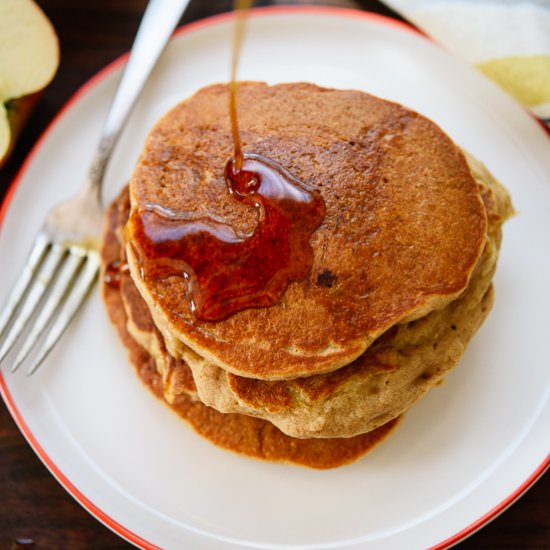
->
[[477, 55, 550, 107], [383, 0, 550, 123]]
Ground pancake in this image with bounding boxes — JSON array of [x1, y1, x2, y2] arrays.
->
[[113, 191, 197, 403], [125, 82, 489, 380], [117, 152, 512, 438], [100, 189, 400, 468]]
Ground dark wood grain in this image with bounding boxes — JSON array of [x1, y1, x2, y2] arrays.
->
[[0, 1, 548, 548]]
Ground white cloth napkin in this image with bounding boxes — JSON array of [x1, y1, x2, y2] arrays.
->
[[382, 0, 550, 126]]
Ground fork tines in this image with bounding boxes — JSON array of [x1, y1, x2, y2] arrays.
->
[[0, 233, 100, 376]]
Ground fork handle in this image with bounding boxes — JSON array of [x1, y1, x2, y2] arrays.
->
[[86, 0, 191, 201]]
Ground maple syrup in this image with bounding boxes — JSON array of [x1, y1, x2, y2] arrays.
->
[[128, 0, 326, 322], [229, 0, 253, 170], [129, 154, 325, 321], [104, 260, 129, 289]]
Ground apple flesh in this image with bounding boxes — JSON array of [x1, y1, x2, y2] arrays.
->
[[0, 0, 59, 167]]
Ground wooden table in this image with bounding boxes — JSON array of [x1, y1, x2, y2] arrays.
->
[[1, 1, 548, 547]]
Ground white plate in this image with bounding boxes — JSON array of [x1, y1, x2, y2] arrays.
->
[[1, 7, 549, 549]]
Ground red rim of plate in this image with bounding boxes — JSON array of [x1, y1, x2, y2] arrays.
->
[[0, 6, 548, 549]]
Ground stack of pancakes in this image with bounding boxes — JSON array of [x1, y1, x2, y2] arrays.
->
[[100, 83, 513, 468]]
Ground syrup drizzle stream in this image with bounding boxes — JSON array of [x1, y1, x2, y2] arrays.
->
[[127, 1, 326, 322], [229, 0, 253, 170]]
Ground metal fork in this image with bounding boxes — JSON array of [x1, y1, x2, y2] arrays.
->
[[0, 0, 191, 375]]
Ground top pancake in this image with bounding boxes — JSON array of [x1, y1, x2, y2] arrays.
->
[[126, 82, 488, 380]]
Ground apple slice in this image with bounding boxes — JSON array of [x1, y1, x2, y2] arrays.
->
[[0, 0, 59, 167]]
